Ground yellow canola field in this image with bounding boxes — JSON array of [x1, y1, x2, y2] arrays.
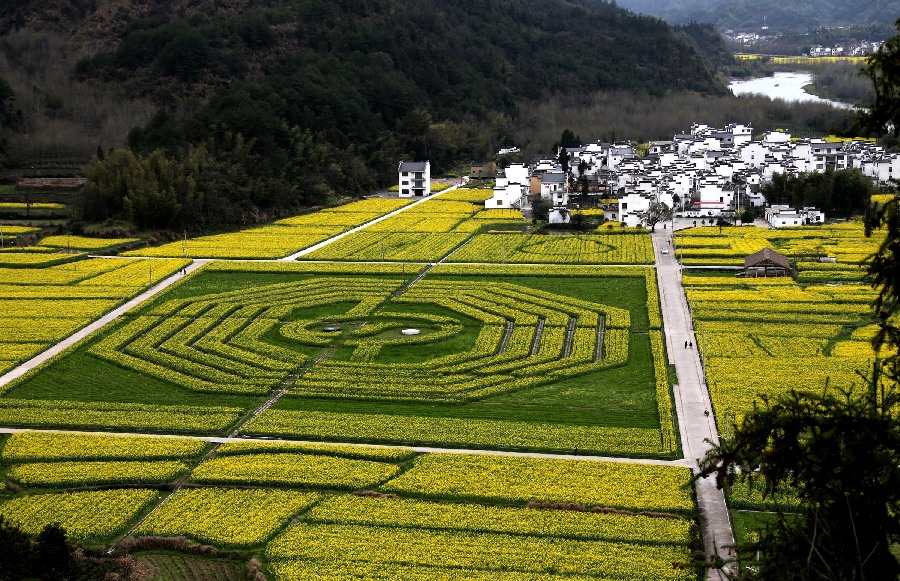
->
[[134, 488, 320, 547], [190, 452, 399, 489], [449, 233, 654, 264], [7, 460, 189, 487], [267, 522, 694, 581], [2, 431, 206, 462], [306, 494, 692, 544], [380, 454, 694, 513], [39, 235, 139, 250], [0, 489, 160, 542], [437, 188, 494, 202], [215, 440, 415, 462], [128, 198, 412, 259], [0, 399, 243, 432], [0, 256, 187, 375], [685, 263, 881, 424]]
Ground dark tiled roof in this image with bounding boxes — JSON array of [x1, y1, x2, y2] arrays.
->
[[744, 247, 791, 269]]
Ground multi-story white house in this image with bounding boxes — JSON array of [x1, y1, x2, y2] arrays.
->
[[398, 161, 431, 197]]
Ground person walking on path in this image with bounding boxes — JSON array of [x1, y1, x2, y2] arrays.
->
[[685, 340, 688, 348]]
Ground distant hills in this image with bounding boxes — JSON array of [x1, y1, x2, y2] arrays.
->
[[1, 0, 728, 229], [614, 0, 900, 31]]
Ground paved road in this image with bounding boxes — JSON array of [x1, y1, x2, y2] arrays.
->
[[0, 259, 208, 390], [652, 229, 735, 578]]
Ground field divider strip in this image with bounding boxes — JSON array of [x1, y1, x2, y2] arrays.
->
[[561, 316, 578, 358], [530, 318, 545, 356], [594, 314, 606, 362], [496, 320, 514, 355]]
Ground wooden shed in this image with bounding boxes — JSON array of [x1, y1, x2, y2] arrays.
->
[[741, 248, 794, 278]]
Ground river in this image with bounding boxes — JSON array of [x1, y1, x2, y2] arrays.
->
[[729, 71, 856, 110]]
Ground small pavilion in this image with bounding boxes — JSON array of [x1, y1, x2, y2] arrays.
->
[[741, 248, 794, 278]]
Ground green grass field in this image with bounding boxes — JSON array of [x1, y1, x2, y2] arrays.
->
[[2, 266, 673, 456]]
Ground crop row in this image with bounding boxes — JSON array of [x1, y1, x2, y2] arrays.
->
[[134, 488, 320, 547], [305, 494, 691, 545], [7, 460, 189, 487], [304, 232, 470, 262], [379, 454, 693, 512], [38, 235, 139, 251], [449, 233, 654, 264], [0, 399, 243, 432], [128, 198, 412, 259], [1, 431, 206, 462], [266, 522, 693, 580], [190, 452, 399, 489], [0, 489, 160, 542], [244, 408, 672, 456]]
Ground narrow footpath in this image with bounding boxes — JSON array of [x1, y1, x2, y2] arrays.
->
[[651, 229, 735, 579]]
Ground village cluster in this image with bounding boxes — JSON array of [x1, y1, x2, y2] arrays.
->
[[412, 123, 899, 229]]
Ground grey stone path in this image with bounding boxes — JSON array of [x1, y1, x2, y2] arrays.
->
[[652, 228, 736, 579]]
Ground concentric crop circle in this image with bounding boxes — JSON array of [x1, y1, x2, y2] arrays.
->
[[91, 278, 632, 401]]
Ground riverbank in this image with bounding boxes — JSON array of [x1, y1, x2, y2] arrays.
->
[[729, 72, 855, 110]]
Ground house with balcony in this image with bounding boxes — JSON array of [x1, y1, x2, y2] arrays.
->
[[398, 161, 431, 197]]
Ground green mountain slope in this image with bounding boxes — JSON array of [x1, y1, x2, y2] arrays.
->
[[1, 0, 724, 229]]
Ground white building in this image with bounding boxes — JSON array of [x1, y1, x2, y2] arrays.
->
[[487, 163, 529, 209], [766, 205, 825, 228], [398, 161, 431, 197]]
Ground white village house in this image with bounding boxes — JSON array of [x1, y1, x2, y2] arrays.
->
[[398, 161, 431, 197]]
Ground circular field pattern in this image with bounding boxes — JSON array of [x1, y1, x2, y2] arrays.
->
[[90, 278, 632, 402]]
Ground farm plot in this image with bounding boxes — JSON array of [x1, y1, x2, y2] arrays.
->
[[0, 256, 188, 376], [685, 271, 880, 424], [0, 489, 160, 543], [0, 433, 695, 578], [449, 232, 654, 264], [266, 456, 696, 581], [4, 262, 675, 456], [676, 222, 880, 268], [302, 190, 524, 262], [127, 198, 412, 259], [38, 234, 139, 252], [133, 488, 320, 547]]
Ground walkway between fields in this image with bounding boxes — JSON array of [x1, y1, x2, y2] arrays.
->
[[652, 230, 735, 579], [0, 259, 209, 390], [0, 426, 688, 467], [280, 186, 459, 261]]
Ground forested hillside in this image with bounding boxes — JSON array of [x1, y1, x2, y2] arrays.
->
[[615, 0, 900, 31], [0, 0, 725, 229]]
